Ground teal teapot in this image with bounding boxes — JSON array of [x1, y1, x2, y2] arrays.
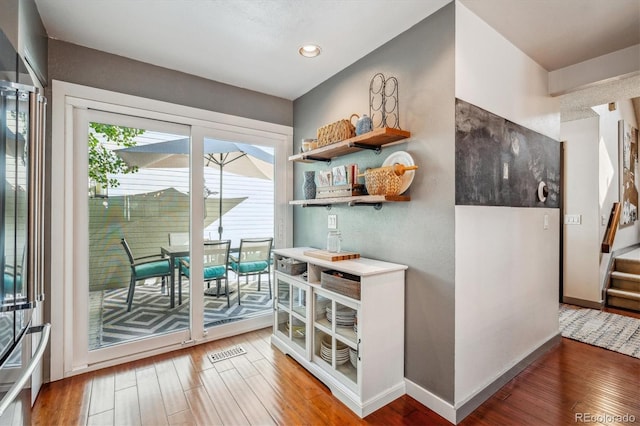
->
[[355, 113, 373, 135]]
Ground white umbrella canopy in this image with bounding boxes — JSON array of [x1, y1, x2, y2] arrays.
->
[[115, 138, 274, 239], [115, 138, 273, 180]]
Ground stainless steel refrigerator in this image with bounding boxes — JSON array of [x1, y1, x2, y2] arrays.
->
[[0, 27, 49, 424]]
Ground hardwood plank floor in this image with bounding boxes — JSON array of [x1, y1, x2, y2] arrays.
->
[[33, 322, 640, 425]]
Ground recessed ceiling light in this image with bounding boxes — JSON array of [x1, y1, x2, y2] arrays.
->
[[299, 44, 321, 58]]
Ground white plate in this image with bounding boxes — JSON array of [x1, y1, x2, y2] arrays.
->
[[382, 151, 415, 194]]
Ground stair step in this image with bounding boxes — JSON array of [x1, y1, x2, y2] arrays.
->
[[607, 288, 640, 300], [606, 288, 640, 312], [607, 296, 640, 311], [614, 258, 640, 274], [611, 271, 640, 281], [610, 271, 640, 292]]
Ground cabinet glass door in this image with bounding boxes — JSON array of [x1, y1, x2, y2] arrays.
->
[[274, 274, 308, 354], [274, 275, 290, 339], [313, 291, 359, 389]]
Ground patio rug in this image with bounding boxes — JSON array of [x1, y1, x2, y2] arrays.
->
[[94, 279, 272, 348], [559, 304, 640, 359]]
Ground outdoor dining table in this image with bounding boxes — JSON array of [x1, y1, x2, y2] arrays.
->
[[161, 245, 190, 307]]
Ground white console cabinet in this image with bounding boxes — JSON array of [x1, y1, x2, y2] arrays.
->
[[271, 247, 407, 417]]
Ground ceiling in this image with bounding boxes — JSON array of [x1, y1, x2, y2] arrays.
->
[[35, 0, 640, 101]]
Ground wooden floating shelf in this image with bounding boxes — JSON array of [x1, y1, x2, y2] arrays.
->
[[290, 194, 410, 209], [289, 127, 411, 163]]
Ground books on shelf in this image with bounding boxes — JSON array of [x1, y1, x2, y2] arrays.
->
[[316, 184, 365, 199], [316, 163, 362, 198], [318, 164, 359, 187]]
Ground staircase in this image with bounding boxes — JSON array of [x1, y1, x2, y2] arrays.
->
[[608, 251, 640, 312]]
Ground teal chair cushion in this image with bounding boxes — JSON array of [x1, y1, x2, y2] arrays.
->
[[134, 261, 170, 280], [174, 256, 189, 267], [231, 260, 269, 273], [4, 272, 23, 294], [204, 265, 227, 280], [180, 264, 226, 280]]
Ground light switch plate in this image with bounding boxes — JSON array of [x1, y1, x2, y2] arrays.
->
[[564, 214, 582, 225], [328, 214, 337, 229]]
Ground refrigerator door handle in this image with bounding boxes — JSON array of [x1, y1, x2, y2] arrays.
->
[[26, 89, 46, 306], [0, 323, 50, 416]]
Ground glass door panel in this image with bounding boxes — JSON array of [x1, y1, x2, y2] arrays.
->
[[84, 111, 191, 356], [198, 130, 275, 331], [313, 292, 359, 388]]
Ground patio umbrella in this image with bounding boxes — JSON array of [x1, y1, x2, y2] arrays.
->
[[115, 138, 274, 239]]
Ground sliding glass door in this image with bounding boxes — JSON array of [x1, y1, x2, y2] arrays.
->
[[75, 109, 193, 366], [64, 105, 286, 371], [195, 127, 276, 335], [50, 82, 292, 379]]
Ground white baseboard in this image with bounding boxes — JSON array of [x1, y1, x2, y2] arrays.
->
[[405, 333, 561, 424], [405, 379, 456, 424]]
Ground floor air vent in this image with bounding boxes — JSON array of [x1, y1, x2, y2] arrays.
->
[[208, 345, 246, 363]]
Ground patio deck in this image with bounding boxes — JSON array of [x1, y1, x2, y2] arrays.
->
[[88, 274, 273, 350]]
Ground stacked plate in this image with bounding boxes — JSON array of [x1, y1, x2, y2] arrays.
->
[[320, 335, 349, 365], [326, 306, 357, 327], [349, 348, 357, 368]]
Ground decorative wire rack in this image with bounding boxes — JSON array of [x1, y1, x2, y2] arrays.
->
[[369, 73, 400, 129]]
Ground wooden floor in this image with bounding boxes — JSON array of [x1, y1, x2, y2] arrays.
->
[[33, 310, 640, 426]]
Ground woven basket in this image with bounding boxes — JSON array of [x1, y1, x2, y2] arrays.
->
[[317, 114, 358, 147], [364, 167, 402, 196]]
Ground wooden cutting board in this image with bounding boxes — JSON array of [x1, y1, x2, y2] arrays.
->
[[303, 249, 360, 262]]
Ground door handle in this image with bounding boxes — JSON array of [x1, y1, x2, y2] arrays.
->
[[0, 323, 50, 416]]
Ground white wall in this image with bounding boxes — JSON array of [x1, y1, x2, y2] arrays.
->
[[594, 100, 640, 251], [561, 116, 601, 303], [454, 207, 559, 403], [549, 45, 640, 96], [454, 1, 561, 407]]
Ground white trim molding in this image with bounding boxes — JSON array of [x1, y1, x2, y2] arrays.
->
[[49, 80, 293, 381], [405, 379, 456, 424]]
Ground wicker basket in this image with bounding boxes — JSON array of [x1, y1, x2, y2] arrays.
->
[[364, 167, 402, 196], [276, 258, 307, 276], [321, 270, 361, 300], [317, 114, 358, 147]]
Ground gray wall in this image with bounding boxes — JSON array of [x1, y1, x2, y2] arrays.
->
[[293, 3, 456, 402], [47, 40, 292, 126], [0, 0, 48, 85]]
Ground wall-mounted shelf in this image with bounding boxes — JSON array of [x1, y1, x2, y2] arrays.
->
[[289, 127, 411, 163], [290, 194, 410, 210]]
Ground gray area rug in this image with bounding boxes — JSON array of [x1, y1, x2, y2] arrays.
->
[[559, 305, 640, 359], [90, 279, 271, 349]]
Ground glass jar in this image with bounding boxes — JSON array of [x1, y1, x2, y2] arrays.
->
[[327, 230, 342, 253]]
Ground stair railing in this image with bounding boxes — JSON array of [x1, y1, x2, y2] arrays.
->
[[601, 202, 621, 253]]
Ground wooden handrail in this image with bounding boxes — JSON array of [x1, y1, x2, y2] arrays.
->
[[601, 202, 621, 253]]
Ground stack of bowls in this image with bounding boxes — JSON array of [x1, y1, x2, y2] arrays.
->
[[320, 335, 349, 365]]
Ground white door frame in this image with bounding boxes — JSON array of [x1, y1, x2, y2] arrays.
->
[[50, 80, 293, 380]]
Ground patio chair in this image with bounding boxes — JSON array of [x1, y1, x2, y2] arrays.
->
[[229, 237, 273, 305], [178, 240, 231, 307], [168, 232, 189, 267], [121, 238, 172, 312]]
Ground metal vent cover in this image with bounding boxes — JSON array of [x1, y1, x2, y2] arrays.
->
[[208, 345, 246, 363]]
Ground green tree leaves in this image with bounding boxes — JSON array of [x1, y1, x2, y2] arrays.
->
[[88, 123, 144, 188]]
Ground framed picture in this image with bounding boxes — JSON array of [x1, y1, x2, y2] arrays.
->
[[619, 119, 639, 226], [332, 165, 348, 186], [318, 170, 332, 187]]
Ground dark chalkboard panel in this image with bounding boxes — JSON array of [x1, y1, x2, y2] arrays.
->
[[455, 99, 560, 208]]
